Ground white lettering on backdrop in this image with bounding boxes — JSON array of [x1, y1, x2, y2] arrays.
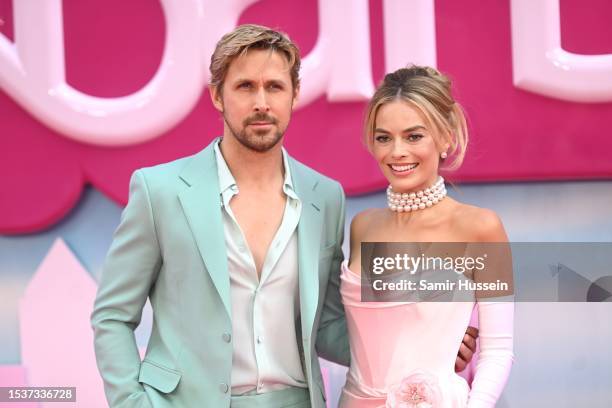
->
[[0, 0, 609, 146]]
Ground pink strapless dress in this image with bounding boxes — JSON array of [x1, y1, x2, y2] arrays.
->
[[339, 260, 474, 408]]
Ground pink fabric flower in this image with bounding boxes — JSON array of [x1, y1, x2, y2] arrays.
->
[[386, 370, 442, 408]]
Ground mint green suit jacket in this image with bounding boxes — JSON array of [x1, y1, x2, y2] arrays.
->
[[91, 140, 350, 407]]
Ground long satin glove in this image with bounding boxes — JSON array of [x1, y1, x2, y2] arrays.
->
[[467, 301, 514, 408]]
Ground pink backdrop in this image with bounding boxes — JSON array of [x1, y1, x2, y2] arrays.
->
[[1, 0, 611, 234]]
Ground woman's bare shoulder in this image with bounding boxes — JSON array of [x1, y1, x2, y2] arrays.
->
[[350, 208, 386, 239], [452, 202, 508, 242]]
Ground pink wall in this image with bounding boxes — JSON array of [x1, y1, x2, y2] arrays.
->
[[1, 0, 611, 234]]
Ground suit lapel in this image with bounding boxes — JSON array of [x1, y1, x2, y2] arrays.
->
[[177, 142, 231, 318], [175, 147, 324, 331], [290, 158, 323, 342]]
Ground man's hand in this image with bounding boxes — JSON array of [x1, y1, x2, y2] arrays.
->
[[455, 326, 479, 372]]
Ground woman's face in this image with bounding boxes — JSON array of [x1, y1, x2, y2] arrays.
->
[[371, 100, 445, 193]]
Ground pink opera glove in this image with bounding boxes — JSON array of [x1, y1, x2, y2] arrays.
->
[[386, 370, 442, 408]]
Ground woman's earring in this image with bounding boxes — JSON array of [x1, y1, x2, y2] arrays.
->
[[440, 152, 448, 159]]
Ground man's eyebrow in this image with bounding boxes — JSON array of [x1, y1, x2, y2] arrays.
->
[[261, 77, 291, 88], [231, 78, 289, 86]]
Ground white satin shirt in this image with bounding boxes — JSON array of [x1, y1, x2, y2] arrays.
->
[[213, 140, 307, 395]]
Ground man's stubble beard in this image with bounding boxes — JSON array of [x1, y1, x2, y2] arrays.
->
[[223, 112, 286, 153]]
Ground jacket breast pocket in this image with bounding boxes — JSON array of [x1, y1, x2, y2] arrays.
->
[[138, 360, 181, 394]]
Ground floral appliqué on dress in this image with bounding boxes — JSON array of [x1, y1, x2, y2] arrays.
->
[[386, 370, 442, 408]]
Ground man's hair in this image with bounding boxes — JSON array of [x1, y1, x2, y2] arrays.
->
[[209, 24, 301, 93]]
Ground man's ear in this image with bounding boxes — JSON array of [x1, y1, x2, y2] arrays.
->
[[209, 85, 224, 112], [292, 84, 300, 108]]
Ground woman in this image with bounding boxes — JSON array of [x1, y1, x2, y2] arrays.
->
[[339, 66, 514, 407]]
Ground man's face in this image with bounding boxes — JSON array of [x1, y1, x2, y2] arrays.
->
[[210, 49, 298, 152]]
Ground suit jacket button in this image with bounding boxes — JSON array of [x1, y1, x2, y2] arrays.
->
[[222, 333, 232, 343], [219, 383, 229, 393]]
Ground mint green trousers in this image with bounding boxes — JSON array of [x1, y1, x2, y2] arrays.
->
[[230, 387, 311, 408]]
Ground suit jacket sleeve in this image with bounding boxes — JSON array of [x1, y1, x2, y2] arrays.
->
[[315, 181, 351, 366], [91, 170, 160, 408]]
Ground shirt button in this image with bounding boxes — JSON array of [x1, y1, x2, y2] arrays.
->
[[231, 185, 238, 192], [219, 383, 229, 393], [257, 336, 263, 344], [222, 333, 231, 343]]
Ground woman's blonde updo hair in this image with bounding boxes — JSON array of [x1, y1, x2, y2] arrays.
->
[[364, 65, 468, 170]]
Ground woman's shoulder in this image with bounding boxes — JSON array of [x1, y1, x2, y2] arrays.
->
[[451, 202, 508, 242], [350, 208, 385, 237], [351, 208, 382, 226]]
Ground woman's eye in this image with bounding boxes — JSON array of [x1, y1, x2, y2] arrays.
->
[[407, 134, 423, 142], [375, 135, 390, 143]]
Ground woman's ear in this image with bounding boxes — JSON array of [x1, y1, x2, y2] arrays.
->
[[442, 139, 451, 154]]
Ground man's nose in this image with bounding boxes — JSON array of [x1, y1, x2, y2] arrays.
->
[[254, 87, 270, 112]]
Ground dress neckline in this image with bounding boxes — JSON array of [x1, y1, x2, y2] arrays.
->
[[341, 259, 360, 279]]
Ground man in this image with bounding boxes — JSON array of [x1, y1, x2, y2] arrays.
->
[[91, 24, 477, 408]]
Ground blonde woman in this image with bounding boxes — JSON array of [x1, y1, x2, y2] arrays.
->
[[339, 66, 514, 407]]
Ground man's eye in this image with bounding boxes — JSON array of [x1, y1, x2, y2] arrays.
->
[[238, 83, 252, 89], [268, 83, 283, 91], [375, 135, 390, 143]]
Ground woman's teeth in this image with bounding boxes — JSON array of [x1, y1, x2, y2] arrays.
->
[[390, 163, 418, 172]]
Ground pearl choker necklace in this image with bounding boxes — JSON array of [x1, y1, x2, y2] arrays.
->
[[387, 176, 447, 212]]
